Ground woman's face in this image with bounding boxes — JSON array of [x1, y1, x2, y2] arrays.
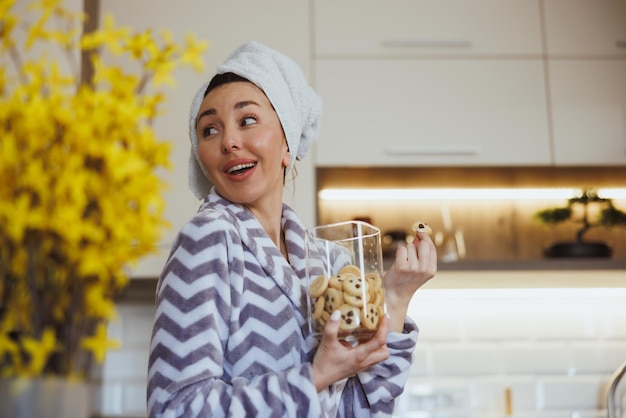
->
[[195, 81, 290, 207]]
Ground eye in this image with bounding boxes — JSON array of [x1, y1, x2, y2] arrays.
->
[[200, 125, 218, 138], [241, 115, 257, 127]]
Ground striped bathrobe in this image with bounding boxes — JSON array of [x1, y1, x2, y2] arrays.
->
[[147, 189, 419, 417]]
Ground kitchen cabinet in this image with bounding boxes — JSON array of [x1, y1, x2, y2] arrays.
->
[[313, 0, 626, 168], [315, 59, 551, 166], [314, 0, 543, 57], [313, 0, 551, 167], [98, 0, 314, 277], [549, 60, 626, 165], [543, 0, 626, 165], [543, 0, 626, 57]]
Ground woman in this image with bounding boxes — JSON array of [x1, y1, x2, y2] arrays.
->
[[147, 41, 437, 418]]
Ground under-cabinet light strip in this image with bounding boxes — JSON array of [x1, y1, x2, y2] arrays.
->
[[318, 188, 626, 201]]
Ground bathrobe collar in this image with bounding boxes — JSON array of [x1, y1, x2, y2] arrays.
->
[[201, 188, 308, 325]]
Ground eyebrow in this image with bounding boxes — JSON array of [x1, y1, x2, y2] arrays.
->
[[196, 100, 260, 127]]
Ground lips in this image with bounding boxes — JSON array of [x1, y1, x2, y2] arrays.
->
[[224, 160, 257, 176], [228, 162, 256, 174]]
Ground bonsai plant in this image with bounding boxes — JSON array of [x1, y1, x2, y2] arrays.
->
[[535, 189, 626, 258]]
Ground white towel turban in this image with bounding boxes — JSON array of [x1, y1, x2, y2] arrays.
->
[[188, 41, 323, 200]]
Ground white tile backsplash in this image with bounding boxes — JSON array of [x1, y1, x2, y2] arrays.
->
[[538, 376, 607, 410], [463, 312, 535, 341], [396, 288, 626, 418], [103, 348, 150, 380], [469, 377, 537, 411], [123, 381, 152, 415], [95, 302, 155, 417], [96, 287, 626, 417], [499, 343, 571, 374], [430, 344, 501, 376]]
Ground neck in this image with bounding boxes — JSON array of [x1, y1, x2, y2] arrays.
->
[[247, 199, 286, 257]]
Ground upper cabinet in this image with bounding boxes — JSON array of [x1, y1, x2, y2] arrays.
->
[[313, 0, 550, 167], [313, 0, 626, 167], [315, 59, 551, 167], [315, 0, 543, 57], [543, 0, 626, 165], [543, 0, 626, 57], [549, 60, 626, 165]]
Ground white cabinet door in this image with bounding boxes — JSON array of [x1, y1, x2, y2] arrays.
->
[[543, 0, 626, 57], [100, 0, 313, 277], [549, 60, 626, 165], [315, 59, 551, 167], [544, 0, 626, 165], [314, 0, 543, 57]]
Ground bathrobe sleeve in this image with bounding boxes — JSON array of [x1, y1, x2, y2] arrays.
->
[[339, 321, 419, 417]]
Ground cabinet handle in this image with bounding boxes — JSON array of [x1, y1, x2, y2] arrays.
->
[[616, 40, 626, 48], [385, 146, 480, 156], [381, 39, 472, 48]]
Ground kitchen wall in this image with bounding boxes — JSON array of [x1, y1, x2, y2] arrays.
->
[[92, 274, 626, 418]]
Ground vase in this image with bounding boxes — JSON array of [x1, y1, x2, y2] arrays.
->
[[0, 377, 90, 418]]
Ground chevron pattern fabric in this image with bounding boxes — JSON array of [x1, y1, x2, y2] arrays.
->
[[147, 189, 419, 417]]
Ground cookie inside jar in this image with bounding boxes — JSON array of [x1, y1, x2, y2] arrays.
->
[[305, 221, 386, 343]]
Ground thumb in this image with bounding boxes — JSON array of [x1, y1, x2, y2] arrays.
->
[[322, 309, 341, 340]]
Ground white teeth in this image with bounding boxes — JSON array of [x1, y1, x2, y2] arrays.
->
[[228, 163, 256, 173]]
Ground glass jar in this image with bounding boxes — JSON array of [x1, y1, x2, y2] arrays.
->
[[305, 220, 385, 342]]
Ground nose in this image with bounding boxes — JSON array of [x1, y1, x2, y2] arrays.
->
[[221, 127, 241, 153]]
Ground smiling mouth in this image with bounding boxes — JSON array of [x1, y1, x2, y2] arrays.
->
[[227, 162, 257, 175]]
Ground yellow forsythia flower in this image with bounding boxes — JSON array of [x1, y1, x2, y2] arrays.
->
[[80, 323, 120, 364], [0, 0, 208, 379]]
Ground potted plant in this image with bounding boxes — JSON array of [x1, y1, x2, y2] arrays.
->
[[535, 189, 626, 258], [0, 1, 207, 416]]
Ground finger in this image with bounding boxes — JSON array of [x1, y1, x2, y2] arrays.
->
[[414, 237, 438, 275], [412, 232, 436, 255], [394, 243, 408, 263], [355, 317, 390, 365], [413, 231, 435, 244], [415, 238, 430, 259], [374, 313, 389, 345], [406, 240, 418, 260], [359, 314, 389, 351], [419, 235, 438, 258], [322, 309, 341, 342], [403, 244, 419, 270]]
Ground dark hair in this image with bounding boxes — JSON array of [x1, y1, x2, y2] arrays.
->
[[204, 72, 250, 97]]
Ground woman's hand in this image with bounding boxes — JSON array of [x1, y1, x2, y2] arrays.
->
[[384, 231, 437, 332], [312, 310, 390, 392]]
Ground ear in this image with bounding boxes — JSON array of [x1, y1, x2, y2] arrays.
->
[[282, 145, 291, 168]]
